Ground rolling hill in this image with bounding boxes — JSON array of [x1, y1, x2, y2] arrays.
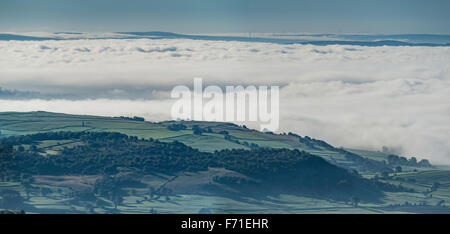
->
[[0, 111, 432, 173], [1, 111, 449, 214]]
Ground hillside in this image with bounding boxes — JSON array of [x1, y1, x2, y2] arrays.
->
[[0, 111, 432, 174], [0, 131, 414, 213], [1, 111, 449, 214]]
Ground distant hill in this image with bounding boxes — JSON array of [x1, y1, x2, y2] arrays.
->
[[1, 32, 450, 46], [0, 34, 60, 41]]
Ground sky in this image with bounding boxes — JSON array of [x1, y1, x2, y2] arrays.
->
[[1, 0, 450, 34]]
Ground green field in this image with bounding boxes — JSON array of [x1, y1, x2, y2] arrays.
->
[[1, 111, 449, 214]]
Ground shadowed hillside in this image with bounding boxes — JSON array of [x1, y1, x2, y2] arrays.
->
[[0, 131, 406, 203]]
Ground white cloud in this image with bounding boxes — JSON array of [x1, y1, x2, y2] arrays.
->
[[0, 38, 449, 163]]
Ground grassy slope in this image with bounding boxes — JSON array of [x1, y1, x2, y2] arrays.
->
[[0, 111, 403, 161], [1, 111, 449, 213]]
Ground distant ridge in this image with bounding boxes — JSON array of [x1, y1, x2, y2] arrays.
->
[[0, 34, 61, 41], [1, 32, 450, 47], [117, 31, 450, 47]]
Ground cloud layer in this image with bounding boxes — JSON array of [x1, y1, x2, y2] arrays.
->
[[0, 38, 449, 163]]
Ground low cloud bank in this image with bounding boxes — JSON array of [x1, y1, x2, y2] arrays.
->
[[0, 38, 449, 163]]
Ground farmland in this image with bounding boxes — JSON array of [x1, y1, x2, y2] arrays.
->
[[0, 111, 449, 214]]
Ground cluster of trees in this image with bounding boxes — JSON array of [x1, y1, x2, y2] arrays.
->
[[117, 116, 145, 122], [214, 130, 259, 149], [387, 155, 431, 168], [93, 175, 144, 209], [241, 141, 259, 149], [168, 123, 244, 144], [287, 132, 433, 173], [191, 125, 214, 135], [288, 132, 335, 151], [0, 131, 209, 177], [192, 125, 202, 135], [387, 200, 446, 208], [342, 150, 394, 173], [167, 123, 187, 131], [223, 134, 259, 148]]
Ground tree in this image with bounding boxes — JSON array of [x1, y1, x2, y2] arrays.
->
[[418, 159, 431, 167], [132, 116, 145, 121], [167, 123, 187, 131], [409, 157, 417, 165], [192, 125, 202, 135], [387, 155, 400, 165], [219, 131, 229, 135]]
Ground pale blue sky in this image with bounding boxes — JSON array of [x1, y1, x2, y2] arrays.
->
[[0, 0, 449, 33]]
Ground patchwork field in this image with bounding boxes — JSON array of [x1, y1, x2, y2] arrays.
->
[[1, 111, 449, 214], [2, 169, 450, 214]]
